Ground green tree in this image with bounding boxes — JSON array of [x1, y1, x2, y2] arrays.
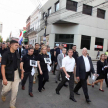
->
[[0, 36, 2, 42]]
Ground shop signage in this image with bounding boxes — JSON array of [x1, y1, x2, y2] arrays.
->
[[95, 45, 103, 49], [63, 44, 67, 47]]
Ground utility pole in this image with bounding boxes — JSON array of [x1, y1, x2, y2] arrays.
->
[[44, 13, 47, 37]]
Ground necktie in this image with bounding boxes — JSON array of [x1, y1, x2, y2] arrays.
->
[[64, 54, 65, 57]]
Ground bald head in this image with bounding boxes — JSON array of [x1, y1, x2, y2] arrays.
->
[[82, 48, 87, 56]]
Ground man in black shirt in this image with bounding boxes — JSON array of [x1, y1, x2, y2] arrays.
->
[[21, 47, 36, 97], [72, 45, 79, 84], [0, 43, 7, 56], [33, 43, 40, 84], [33, 43, 40, 59], [1, 40, 24, 108]]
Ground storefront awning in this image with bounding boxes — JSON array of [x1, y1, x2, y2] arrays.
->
[[53, 20, 78, 24]]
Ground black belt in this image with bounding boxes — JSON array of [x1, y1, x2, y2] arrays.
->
[[67, 72, 73, 73], [86, 71, 90, 72]]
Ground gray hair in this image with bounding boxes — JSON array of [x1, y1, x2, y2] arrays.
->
[[62, 48, 66, 51]]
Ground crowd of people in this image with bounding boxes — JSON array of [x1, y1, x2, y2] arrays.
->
[[0, 41, 108, 108]]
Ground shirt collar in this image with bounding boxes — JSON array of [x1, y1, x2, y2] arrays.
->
[[68, 56, 73, 59], [83, 55, 87, 58]]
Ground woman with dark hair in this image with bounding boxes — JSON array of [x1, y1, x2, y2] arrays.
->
[[37, 46, 49, 92], [92, 54, 107, 91]]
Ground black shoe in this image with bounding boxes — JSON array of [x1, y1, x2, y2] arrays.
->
[[86, 99, 91, 103], [70, 98, 77, 102], [106, 85, 108, 88], [64, 84, 68, 87], [42, 87, 45, 91], [58, 79, 61, 81], [55, 81, 58, 83], [74, 92, 80, 95], [38, 89, 42, 93], [55, 89, 60, 95]]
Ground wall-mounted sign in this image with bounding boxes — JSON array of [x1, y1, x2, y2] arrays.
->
[[95, 45, 103, 49], [63, 44, 67, 47]]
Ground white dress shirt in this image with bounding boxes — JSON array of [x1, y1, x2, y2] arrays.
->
[[83, 56, 90, 72], [62, 56, 75, 72]]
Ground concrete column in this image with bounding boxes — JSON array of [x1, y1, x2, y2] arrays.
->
[[89, 36, 95, 59], [90, 36, 95, 51], [74, 34, 81, 49], [49, 34, 55, 49], [74, 34, 82, 56], [103, 39, 107, 52]]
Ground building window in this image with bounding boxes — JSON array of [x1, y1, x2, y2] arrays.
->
[[55, 34, 74, 43], [55, 1, 59, 12], [82, 4, 92, 15], [43, 12, 45, 19], [97, 8, 105, 19], [48, 7, 51, 16], [95, 37, 104, 51], [66, 0, 78, 11], [81, 35, 91, 50]]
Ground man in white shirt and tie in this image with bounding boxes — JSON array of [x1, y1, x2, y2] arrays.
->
[[56, 49, 77, 102], [74, 48, 95, 103]]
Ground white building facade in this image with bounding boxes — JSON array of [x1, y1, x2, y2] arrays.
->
[[36, 0, 108, 59], [28, 8, 41, 47]]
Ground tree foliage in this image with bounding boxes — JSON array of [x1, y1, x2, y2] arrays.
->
[[0, 36, 2, 42]]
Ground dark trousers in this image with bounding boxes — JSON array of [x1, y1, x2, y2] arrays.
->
[[74, 72, 90, 99], [105, 72, 108, 86], [56, 71, 74, 98], [22, 72, 33, 93], [53, 64, 57, 74], [38, 71, 49, 91]]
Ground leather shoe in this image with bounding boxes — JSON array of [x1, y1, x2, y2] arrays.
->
[[86, 99, 91, 103], [55, 89, 60, 95], [64, 84, 68, 87], [70, 98, 77, 102], [74, 92, 80, 95], [22, 86, 25, 90], [29, 93, 33, 97], [55, 81, 58, 83]]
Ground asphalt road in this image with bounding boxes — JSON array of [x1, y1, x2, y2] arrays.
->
[[0, 61, 108, 108]]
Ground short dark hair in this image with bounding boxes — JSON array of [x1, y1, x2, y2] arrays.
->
[[10, 40, 18, 45], [2, 43, 5, 45], [59, 44, 64, 47], [28, 47, 34, 50], [47, 45, 50, 48], [68, 49, 73, 53], [35, 43, 39, 45], [73, 45, 76, 47], [41, 43, 44, 46]]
